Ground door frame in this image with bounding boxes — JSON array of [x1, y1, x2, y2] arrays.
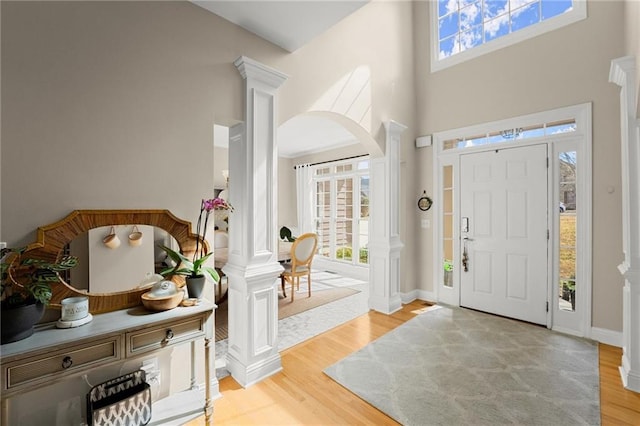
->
[[432, 103, 593, 337]]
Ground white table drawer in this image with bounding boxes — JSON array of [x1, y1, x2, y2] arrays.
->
[[126, 315, 205, 356], [4, 337, 121, 390]]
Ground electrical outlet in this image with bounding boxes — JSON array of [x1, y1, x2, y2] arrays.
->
[[421, 219, 430, 229], [0, 242, 6, 250]]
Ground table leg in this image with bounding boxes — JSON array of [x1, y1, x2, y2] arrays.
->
[[204, 336, 213, 425]]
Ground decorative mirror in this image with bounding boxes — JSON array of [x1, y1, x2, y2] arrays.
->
[[12, 210, 207, 314]]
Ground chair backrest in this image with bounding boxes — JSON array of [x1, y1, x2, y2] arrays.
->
[[291, 233, 318, 269], [213, 230, 229, 249]]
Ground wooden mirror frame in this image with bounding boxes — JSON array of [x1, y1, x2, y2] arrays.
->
[[15, 210, 207, 314]]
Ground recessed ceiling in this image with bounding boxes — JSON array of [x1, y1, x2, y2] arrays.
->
[[192, 0, 369, 52]]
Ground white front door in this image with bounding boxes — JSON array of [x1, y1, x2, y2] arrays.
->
[[460, 145, 548, 325]]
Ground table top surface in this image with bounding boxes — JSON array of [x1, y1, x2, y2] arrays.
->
[[1, 300, 215, 359]]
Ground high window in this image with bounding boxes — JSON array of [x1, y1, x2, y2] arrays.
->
[[431, 0, 586, 71]]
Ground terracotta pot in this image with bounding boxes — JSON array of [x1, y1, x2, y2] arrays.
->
[[186, 275, 206, 300], [1, 302, 45, 344]]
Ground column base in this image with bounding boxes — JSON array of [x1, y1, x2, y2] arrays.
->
[[368, 293, 402, 315], [226, 351, 282, 388]]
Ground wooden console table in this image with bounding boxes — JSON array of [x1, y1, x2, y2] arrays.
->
[[1, 301, 216, 425]]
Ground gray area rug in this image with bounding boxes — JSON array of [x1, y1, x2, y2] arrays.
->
[[324, 305, 600, 425]]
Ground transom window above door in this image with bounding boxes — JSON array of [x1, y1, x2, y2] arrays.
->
[[431, 0, 586, 72]]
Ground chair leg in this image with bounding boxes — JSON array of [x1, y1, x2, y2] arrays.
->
[[290, 277, 295, 302], [307, 272, 311, 298], [280, 275, 286, 298]]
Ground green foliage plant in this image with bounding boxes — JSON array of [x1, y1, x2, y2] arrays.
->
[[1, 247, 78, 308]]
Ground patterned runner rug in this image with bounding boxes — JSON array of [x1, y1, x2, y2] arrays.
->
[[215, 282, 360, 341], [325, 305, 600, 425]]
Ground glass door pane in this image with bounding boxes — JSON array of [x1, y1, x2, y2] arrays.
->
[[315, 180, 331, 258], [443, 165, 454, 287], [358, 175, 370, 264], [558, 151, 577, 311], [335, 177, 354, 262]]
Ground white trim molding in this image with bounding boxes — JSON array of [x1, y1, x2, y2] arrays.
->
[[432, 103, 593, 338], [609, 56, 640, 393], [591, 327, 623, 348], [430, 0, 587, 73]]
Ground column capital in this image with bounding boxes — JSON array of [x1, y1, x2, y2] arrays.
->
[[234, 56, 288, 89]]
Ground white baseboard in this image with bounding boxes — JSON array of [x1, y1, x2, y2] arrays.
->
[[591, 327, 623, 347], [313, 258, 369, 281], [400, 289, 436, 304]]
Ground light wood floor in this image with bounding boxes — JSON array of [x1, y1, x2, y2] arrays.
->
[[188, 300, 640, 425]]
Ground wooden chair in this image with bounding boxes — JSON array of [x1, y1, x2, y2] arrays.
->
[[280, 233, 318, 302]]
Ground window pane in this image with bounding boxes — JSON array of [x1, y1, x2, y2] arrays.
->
[[438, 0, 455, 18], [460, 26, 483, 51], [542, 0, 572, 20], [484, 0, 508, 20], [439, 35, 460, 59], [460, 2, 482, 31], [511, 2, 541, 32], [439, 13, 459, 40], [359, 175, 369, 265], [518, 124, 545, 139], [484, 14, 510, 42], [546, 119, 576, 135], [558, 150, 577, 312], [443, 165, 454, 288]]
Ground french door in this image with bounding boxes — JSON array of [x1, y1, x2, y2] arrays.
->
[[314, 167, 369, 267]]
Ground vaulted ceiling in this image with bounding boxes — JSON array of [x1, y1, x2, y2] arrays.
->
[[193, 1, 369, 158]]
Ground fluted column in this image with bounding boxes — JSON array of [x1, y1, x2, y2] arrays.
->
[[223, 56, 287, 387], [368, 120, 406, 314]]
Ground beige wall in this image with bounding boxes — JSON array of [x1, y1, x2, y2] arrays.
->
[[414, 1, 626, 331], [1, 1, 416, 251], [624, 0, 640, 114], [1, 1, 279, 246]]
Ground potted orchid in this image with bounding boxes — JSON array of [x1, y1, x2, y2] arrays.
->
[[159, 198, 232, 299]]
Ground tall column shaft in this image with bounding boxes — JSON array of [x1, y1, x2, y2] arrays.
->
[[223, 56, 287, 387], [368, 121, 406, 314]]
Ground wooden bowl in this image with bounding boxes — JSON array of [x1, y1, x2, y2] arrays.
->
[[141, 291, 184, 312]]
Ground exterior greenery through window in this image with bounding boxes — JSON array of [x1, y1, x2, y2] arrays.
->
[[433, 0, 585, 71]]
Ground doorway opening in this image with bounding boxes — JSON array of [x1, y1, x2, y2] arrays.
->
[[433, 103, 592, 337]]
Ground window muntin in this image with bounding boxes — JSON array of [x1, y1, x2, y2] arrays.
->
[[433, 0, 585, 71]]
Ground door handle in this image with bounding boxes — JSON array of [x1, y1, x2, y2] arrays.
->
[[462, 237, 473, 272]]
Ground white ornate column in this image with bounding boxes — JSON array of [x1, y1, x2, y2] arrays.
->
[[610, 56, 640, 393], [223, 56, 287, 387], [368, 120, 406, 314]]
